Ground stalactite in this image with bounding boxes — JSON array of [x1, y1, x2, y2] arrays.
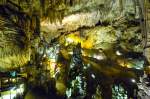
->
[[119, 0, 123, 13], [34, 15, 40, 36]]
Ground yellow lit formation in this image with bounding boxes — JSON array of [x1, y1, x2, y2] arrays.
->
[[65, 33, 93, 49]]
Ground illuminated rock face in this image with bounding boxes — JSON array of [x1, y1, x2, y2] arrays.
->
[[144, 0, 150, 64], [137, 73, 150, 98], [41, 0, 139, 29], [0, 16, 30, 69], [0, 1, 145, 71], [0, 1, 148, 99], [41, 0, 143, 52]]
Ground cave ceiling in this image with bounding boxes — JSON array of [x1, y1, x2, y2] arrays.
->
[[0, 0, 145, 70]]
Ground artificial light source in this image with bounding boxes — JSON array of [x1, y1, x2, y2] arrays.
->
[[96, 55, 104, 60], [91, 74, 95, 79], [93, 55, 104, 60], [66, 38, 74, 43], [43, 54, 46, 57], [131, 79, 136, 83], [136, 67, 141, 70], [68, 51, 73, 55], [11, 78, 16, 82], [51, 62, 56, 70], [3, 79, 8, 83], [116, 50, 122, 56]]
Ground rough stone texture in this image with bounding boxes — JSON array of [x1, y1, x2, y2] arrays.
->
[[41, 0, 141, 37], [0, 0, 144, 69], [144, 0, 150, 63]]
